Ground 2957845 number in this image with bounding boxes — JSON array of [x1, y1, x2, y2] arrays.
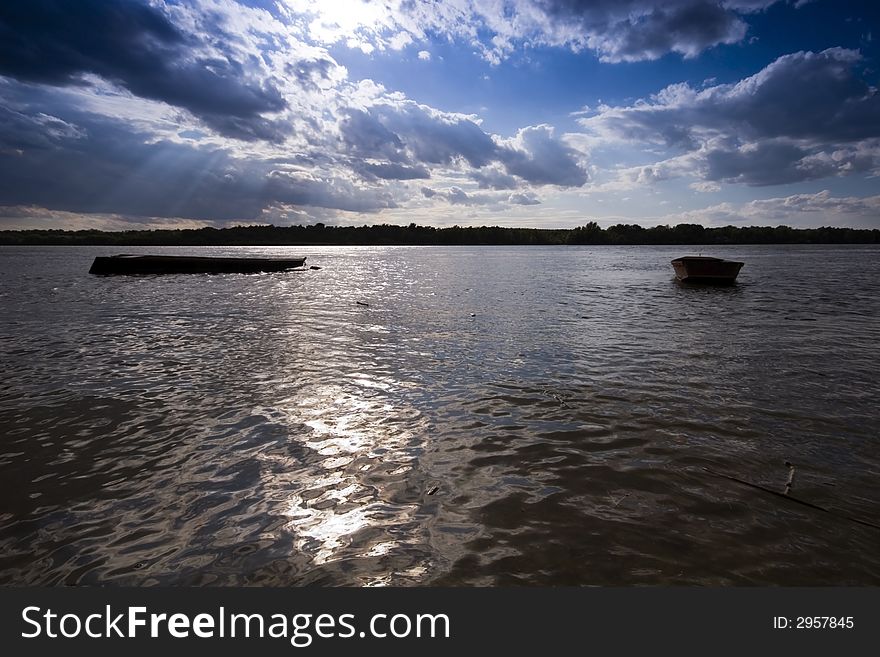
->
[[773, 616, 854, 629]]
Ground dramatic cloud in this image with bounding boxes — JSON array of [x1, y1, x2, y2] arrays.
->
[[586, 48, 880, 144], [583, 48, 880, 186], [357, 161, 431, 181], [472, 167, 519, 190], [0, 0, 288, 140], [421, 186, 498, 206], [366, 103, 497, 168], [288, 0, 784, 63], [340, 103, 588, 187], [420, 186, 541, 207], [0, 104, 84, 149], [265, 170, 397, 212], [498, 125, 589, 187], [703, 139, 878, 186], [0, 1, 592, 225], [508, 191, 541, 206], [0, 82, 398, 221], [339, 108, 410, 164], [536, 0, 750, 63], [0, 68, 586, 223], [0, 1, 875, 230]]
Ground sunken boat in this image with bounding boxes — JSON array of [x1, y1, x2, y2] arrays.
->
[[671, 256, 744, 284], [89, 254, 307, 275]]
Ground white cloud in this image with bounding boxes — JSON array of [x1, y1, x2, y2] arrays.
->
[[659, 190, 880, 227], [508, 191, 541, 205], [690, 181, 721, 192], [2, 1, 874, 232], [0, 1, 594, 225], [497, 125, 589, 187], [338, 103, 589, 188], [581, 48, 880, 187], [421, 185, 499, 206], [472, 166, 518, 190], [280, 0, 786, 64]]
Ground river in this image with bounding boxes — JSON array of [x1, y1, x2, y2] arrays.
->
[[1, 244, 878, 585]]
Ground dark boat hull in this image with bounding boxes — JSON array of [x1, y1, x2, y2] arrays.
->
[[89, 254, 307, 275], [671, 256, 743, 284]]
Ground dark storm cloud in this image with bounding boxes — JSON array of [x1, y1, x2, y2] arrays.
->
[[704, 140, 813, 186], [704, 139, 876, 186], [573, 1, 747, 62], [342, 104, 588, 188], [497, 126, 589, 187], [0, 104, 84, 149], [0, 0, 287, 141], [507, 0, 772, 61], [0, 76, 585, 221], [370, 103, 498, 169], [359, 161, 431, 180], [594, 48, 880, 145], [616, 3, 744, 60], [0, 86, 393, 220], [586, 48, 880, 186], [340, 109, 409, 163], [721, 0, 781, 9], [0, 1, 599, 221], [266, 171, 398, 212], [472, 168, 519, 190], [0, 117, 265, 220], [705, 49, 880, 143], [385, 1, 783, 63]]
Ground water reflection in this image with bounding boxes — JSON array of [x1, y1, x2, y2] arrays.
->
[[0, 245, 878, 586], [275, 382, 428, 581]]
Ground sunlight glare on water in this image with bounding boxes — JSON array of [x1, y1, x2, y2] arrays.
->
[[0, 244, 878, 585]]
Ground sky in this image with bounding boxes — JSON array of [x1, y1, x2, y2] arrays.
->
[[0, 0, 878, 231]]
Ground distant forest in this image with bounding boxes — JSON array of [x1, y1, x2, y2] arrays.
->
[[1, 222, 878, 246]]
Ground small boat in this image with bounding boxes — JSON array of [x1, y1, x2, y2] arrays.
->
[[671, 256, 743, 284], [89, 254, 307, 275]]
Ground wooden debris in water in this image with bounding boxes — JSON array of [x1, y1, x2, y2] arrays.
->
[[703, 466, 880, 531], [783, 461, 796, 496]]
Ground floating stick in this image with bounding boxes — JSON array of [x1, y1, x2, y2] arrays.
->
[[783, 460, 796, 496], [702, 467, 880, 531]]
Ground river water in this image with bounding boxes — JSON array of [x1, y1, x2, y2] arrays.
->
[[1, 244, 878, 586]]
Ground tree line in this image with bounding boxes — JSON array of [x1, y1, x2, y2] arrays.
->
[[1, 222, 878, 245]]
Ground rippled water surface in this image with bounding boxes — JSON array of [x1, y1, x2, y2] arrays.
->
[[1, 245, 878, 585]]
